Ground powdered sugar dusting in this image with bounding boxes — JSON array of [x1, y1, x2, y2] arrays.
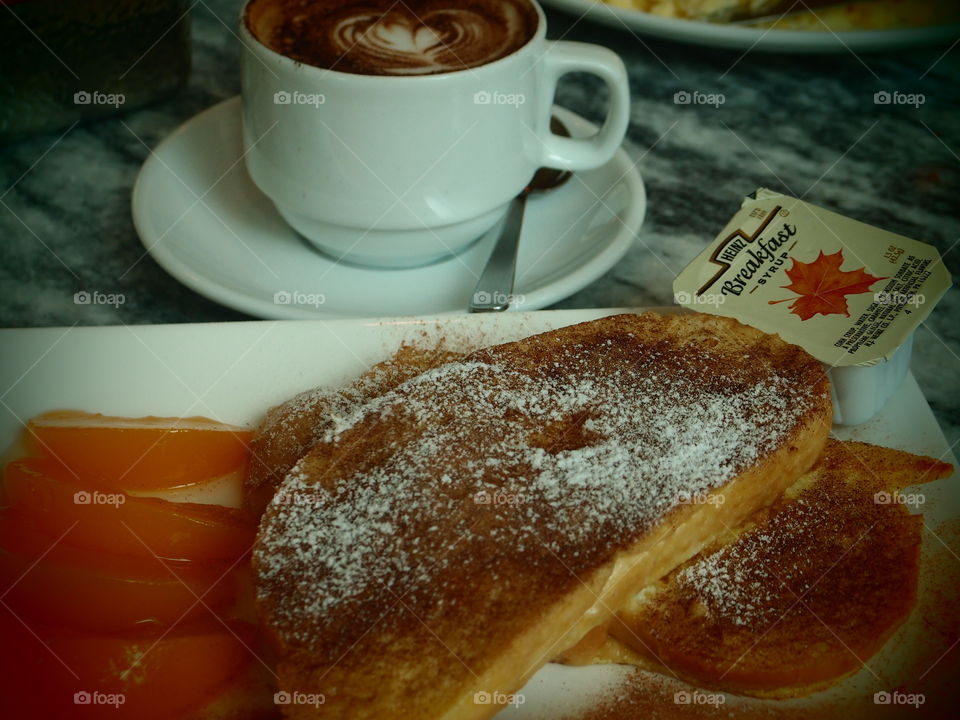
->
[[245, 342, 464, 502], [254, 317, 822, 653], [675, 486, 834, 628]]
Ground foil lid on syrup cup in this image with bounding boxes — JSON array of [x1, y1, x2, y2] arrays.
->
[[673, 188, 951, 425]]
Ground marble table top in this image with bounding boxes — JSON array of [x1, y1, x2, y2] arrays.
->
[[1, 0, 957, 449]]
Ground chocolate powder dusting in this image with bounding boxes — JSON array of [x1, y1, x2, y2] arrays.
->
[[576, 443, 955, 717], [253, 314, 826, 663], [244, 340, 464, 517]]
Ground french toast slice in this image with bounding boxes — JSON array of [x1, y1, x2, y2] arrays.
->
[[252, 312, 832, 719], [600, 439, 953, 698], [244, 344, 463, 517]]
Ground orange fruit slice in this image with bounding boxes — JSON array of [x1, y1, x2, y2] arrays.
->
[[26, 411, 252, 490], [0, 608, 255, 720], [0, 512, 238, 633], [4, 458, 255, 562]]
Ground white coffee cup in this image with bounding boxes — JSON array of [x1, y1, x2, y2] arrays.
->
[[240, 0, 630, 269]]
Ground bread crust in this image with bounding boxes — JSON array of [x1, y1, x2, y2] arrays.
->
[[252, 312, 832, 719], [244, 345, 463, 517], [603, 439, 953, 698]]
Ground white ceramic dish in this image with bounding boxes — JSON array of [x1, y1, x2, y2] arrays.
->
[[540, 0, 960, 53], [0, 308, 955, 715], [830, 330, 914, 426], [240, 0, 631, 268], [131, 98, 646, 320]]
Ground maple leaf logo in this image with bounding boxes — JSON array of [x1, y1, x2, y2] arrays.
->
[[769, 250, 887, 321]]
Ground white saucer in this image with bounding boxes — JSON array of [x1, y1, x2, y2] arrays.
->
[[132, 97, 646, 319]]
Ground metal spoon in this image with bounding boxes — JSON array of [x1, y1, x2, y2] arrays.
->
[[468, 119, 573, 313]]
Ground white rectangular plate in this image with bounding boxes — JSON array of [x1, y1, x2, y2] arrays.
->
[[0, 308, 956, 716]]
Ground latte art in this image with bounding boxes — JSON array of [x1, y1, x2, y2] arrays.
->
[[331, 7, 529, 75], [246, 0, 539, 76]]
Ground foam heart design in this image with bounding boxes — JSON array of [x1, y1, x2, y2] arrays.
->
[[370, 16, 446, 54], [328, 4, 532, 75]]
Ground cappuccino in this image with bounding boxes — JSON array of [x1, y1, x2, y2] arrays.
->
[[245, 0, 538, 75], [240, 0, 630, 267]]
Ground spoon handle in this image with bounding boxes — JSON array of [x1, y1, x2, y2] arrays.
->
[[468, 194, 528, 313]]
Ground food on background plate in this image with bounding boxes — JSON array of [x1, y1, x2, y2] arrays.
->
[[601, 0, 960, 29], [253, 312, 831, 718], [565, 439, 952, 697], [750, 0, 960, 30], [603, 0, 783, 20]]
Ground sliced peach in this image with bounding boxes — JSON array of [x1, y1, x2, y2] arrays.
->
[[0, 512, 238, 633], [25, 411, 252, 490], [4, 458, 255, 562], [0, 608, 256, 720]]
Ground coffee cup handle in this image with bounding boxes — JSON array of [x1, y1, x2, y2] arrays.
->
[[536, 41, 630, 171]]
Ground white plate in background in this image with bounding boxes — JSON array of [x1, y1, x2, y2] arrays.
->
[[541, 0, 960, 53]]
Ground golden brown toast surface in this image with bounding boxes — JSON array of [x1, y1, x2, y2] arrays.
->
[[244, 344, 463, 517], [603, 439, 953, 698], [252, 312, 832, 719]]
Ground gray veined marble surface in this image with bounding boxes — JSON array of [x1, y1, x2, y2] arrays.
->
[[1, 1, 958, 449]]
